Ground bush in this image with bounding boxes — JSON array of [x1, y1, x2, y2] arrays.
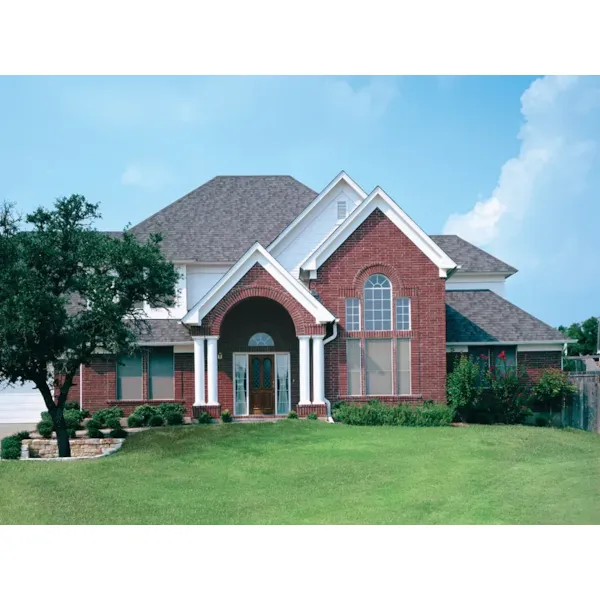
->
[[1, 435, 23, 460], [446, 355, 482, 422], [287, 411, 298, 420], [128, 404, 160, 427], [92, 407, 124, 429], [64, 401, 91, 418], [332, 400, 453, 427], [306, 412, 319, 421], [14, 431, 30, 441], [532, 369, 577, 415], [109, 428, 129, 438], [127, 413, 144, 428], [483, 359, 531, 424], [87, 423, 104, 439], [63, 408, 87, 431], [197, 412, 212, 424], [535, 416, 550, 427], [36, 419, 54, 439], [148, 414, 164, 427], [221, 409, 232, 423], [158, 403, 186, 426]]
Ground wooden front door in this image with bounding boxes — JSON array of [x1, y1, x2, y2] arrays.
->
[[250, 355, 275, 415]]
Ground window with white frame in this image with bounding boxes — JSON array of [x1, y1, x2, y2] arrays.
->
[[345, 298, 360, 331], [364, 274, 392, 331], [346, 339, 362, 396], [396, 339, 411, 395], [248, 332, 275, 347], [395, 298, 411, 331], [365, 339, 393, 395]]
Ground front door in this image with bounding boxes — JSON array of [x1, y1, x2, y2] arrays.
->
[[250, 355, 275, 415]]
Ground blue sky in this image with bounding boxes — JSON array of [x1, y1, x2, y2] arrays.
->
[[0, 75, 597, 328]]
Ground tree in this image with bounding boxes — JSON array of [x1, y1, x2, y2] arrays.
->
[[0, 195, 179, 457], [559, 317, 599, 356]]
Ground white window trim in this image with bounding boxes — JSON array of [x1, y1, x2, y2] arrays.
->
[[364, 274, 393, 332], [346, 338, 362, 397], [397, 339, 412, 396], [395, 297, 411, 332], [345, 297, 361, 332], [233, 353, 250, 416]]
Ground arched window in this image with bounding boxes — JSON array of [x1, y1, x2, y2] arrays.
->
[[364, 274, 392, 330], [248, 332, 275, 347]]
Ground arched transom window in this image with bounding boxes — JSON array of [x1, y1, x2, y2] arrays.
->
[[248, 332, 274, 347], [364, 274, 392, 331]]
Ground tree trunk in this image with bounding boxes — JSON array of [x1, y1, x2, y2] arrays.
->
[[52, 406, 71, 458]]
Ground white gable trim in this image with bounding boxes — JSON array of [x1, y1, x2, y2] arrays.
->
[[267, 171, 368, 254], [182, 243, 335, 326], [301, 187, 458, 278]]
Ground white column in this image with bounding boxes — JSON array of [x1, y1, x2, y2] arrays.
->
[[298, 335, 311, 405], [206, 336, 219, 405], [312, 334, 325, 404], [192, 336, 205, 406]]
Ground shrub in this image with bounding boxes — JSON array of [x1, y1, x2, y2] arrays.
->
[[532, 369, 577, 415], [14, 431, 30, 441], [483, 359, 531, 424], [36, 419, 54, 439], [63, 408, 87, 431], [64, 401, 91, 418], [87, 423, 104, 439], [92, 407, 124, 429], [148, 414, 164, 427], [158, 403, 186, 426], [1, 435, 23, 460], [535, 416, 549, 427], [221, 409, 233, 423], [446, 355, 482, 421], [333, 400, 453, 427], [109, 428, 129, 438], [307, 412, 319, 421], [197, 412, 213, 424], [129, 404, 160, 427], [287, 411, 298, 420], [127, 413, 144, 428]]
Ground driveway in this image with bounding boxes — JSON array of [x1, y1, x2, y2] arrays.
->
[[0, 423, 36, 439]]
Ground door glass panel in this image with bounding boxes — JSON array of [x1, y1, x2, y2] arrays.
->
[[252, 358, 261, 389], [263, 358, 272, 388], [276, 354, 290, 414], [234, 355, 248, 415]]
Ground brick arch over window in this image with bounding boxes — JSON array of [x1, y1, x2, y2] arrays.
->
[[199, 264, 325, 337], [352, 263, 402, 294]]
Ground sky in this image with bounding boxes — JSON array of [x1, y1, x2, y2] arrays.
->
[[0, 75, 598, 329]]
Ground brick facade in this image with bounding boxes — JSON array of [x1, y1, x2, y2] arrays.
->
[[312, 208, 447, 403]]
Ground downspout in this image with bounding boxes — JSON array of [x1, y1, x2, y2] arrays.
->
[[79, 364, 83, 410], [322, 320, 339, 423]]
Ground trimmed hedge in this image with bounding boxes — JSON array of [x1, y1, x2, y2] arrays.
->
[[158, 403, 185, 425], [332, 400, 453, 427], [197, 412, 213, 424], [1, 435, 23, 460], [92, 407, 124, 429]]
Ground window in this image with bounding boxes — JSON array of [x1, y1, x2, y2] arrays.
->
[[364, 274, 392, 331], [148, 347, 174, 400], [346, 339, 362, 396], [337, 198, 347, 220], [467, 346, 517, 384], [276, 354, 291, 414], [116, 352, 142, 400], [365, 339, 393, 395], [395, 298, 411, 331], [396, 339, 411, 395], [248, 332, 274, 347], [234, 354, 248, 415], [345, 298, 360, 331]]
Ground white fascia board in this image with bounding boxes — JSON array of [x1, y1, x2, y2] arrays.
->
[[448, 340, 573, 348], [446, 345, 469, 353], [182, 243, 335, 326], [301, 187, 457, 277], [267, 171, 368, 254]]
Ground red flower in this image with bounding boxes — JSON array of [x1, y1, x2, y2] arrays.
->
[[480, 353, 488, 360], [498, 350, 506, 361], [521, 406, 527, 412]]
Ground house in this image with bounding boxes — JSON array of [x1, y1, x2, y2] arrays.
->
[[72, 172, 568, 420]]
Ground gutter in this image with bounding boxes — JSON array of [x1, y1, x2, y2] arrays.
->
[[322, 320, 339, 423]]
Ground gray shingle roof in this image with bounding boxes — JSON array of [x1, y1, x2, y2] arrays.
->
[[432, 235, 517, 275], [446, 290, 566, 343], [136, 320, 192, 343], [126, 176, 318, 262]]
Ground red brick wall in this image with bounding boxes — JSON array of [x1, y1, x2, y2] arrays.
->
[[313, 208, 447, 403], [517, 351, 562, 382]]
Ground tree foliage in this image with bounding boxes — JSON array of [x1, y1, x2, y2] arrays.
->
[[0, 195, 179, 456], [559, 317, 599, 356]]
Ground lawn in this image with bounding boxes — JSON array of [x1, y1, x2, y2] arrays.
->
[[1, 421, 600, 524]]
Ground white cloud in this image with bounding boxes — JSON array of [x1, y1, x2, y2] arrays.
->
[[442, 76, 597, 257], [120, 164, 169, 188]]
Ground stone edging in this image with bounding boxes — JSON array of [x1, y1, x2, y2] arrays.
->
[[20, 439, 125, 461]]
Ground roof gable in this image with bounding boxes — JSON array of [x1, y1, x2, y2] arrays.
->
[[183, 243, 335, 326], [300, 187, 457, 278]]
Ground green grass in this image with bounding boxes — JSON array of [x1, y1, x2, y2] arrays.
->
[[1, 422, 600, 524]]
